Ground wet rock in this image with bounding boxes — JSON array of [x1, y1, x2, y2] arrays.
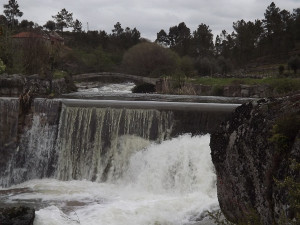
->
[[132, 83, 156, 93], [210, 94, 300, 224], [0, 74, 76, 97], [0, 206, 35, 225]]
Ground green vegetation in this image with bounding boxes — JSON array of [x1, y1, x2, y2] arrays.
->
[[270, 113, 300, 152], [191, 77, 299, 89], [270, 114, 300, 224], [276, 160, 300, 225], [122, 42, 180, 77], [0, 0, 300, 98], [53, 70, 68, 79]]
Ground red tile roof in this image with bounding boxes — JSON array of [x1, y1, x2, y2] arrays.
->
[[12, 31, 64, 42], [12, 32, 46, 39]]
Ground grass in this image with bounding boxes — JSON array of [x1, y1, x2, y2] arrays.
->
[[187, 77, 300, 94], [53, 70, 68, 79]]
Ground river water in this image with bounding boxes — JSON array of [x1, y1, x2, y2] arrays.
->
[[0, 83, 227, 225], [1, 135, 217, 225]]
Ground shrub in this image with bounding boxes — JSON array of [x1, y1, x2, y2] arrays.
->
[[288, 55, 300, 74], [180, 56, 195, 77], [212, 85, 224, 96], [278, 65, 284, 76], [269, 113, 300, 152], [0, 58, 5, 74]]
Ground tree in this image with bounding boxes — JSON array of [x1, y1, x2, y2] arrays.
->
[[112, 22, 123, 36], [72, 19, 82, 32], [232, 19, 263, 64], [122, 42, 180, 77], [110, 22, 140, 49], [52, 8, 73, 32], [3, 0, 23, 28], [293, 8, 300, 39], [288, 55, 300, 74], [43, 20, 56, 31], [191, 23, 214, 57], [19, 19, 34, 30], [156, 29, 169, 47], [263, 2, 282, 36], [167, 22, 191, 56]]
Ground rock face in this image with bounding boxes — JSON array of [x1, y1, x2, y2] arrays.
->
[[210, 94, 299, 224], [0, 206, 35, 225]]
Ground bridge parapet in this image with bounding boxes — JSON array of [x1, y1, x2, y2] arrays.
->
[[72, 72, 158, 85]]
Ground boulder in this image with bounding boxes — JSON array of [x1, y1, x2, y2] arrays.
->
[[210, 94, 300, 224]]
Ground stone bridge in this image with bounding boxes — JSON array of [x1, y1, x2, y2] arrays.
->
[[72, 72, 158, 85]]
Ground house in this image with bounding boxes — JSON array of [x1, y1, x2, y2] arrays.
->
[[12, 31, 64, 47]]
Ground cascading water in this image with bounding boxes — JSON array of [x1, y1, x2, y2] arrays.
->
[[55, 105, 174, 182], [0, 97, 232, 224], [0, 98, 61, 186], [2, 135, 218, 225]]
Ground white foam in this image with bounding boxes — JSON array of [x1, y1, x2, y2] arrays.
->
[[78, 82, 136, 94], [3, 134, 218, 225]]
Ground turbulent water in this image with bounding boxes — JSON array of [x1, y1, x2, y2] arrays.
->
[[77, 82, 136, 94], [0, 135, 218, 225]]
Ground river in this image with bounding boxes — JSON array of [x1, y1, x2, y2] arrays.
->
[[0, 82, 245, 224]]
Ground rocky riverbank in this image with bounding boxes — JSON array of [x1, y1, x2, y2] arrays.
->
[[0, 74, 76, 97], [210, 94, 299, 224]]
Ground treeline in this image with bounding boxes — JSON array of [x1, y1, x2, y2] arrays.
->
[[0, 1, 142, 75], [155, 2, 300, 75], [0, 1, 300, 78]]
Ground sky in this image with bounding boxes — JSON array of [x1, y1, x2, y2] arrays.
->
[[1, 0, 299, 40]]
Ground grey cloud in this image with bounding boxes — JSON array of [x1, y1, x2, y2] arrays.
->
[[1, 0, 299, 40]]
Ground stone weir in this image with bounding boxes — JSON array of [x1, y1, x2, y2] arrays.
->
[[0, 97, 239, 187]]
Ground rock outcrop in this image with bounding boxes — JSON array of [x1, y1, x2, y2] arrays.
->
[[0, 206, 35, 225], [210, 94, 299, 224], [0, 74, 76, 97]]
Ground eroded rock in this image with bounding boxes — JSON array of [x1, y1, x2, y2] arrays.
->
[[210, 94, 300, 224]]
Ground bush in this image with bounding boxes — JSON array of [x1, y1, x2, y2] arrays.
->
[[278, 65, 284, 76], [180, 56, 195, 77], [194, 57, 217, 76], [212, 85, 224, 96], [0, 58, 5, 74], [288, 55, 300, 74]]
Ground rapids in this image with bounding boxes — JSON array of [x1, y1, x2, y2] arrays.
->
[[0, 135, 218, 225]]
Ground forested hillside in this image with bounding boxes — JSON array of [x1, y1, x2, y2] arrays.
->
[[0, 1, 299, 79]]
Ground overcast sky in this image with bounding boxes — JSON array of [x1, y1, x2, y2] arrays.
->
[[1, 0, 299, 40]]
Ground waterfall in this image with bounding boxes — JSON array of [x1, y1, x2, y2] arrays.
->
[[55, 105, 174, 182], [3, 135, 218, 225], [0, 97, 237, 188], [0, 98, 19, 187], [0, 98, 61, 187]]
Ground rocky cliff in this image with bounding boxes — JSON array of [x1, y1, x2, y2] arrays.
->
[[210, 94, 299, 224]]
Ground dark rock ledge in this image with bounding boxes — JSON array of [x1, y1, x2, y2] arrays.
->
[[0, 206, 35, 225], [210, 94, 299, 224]]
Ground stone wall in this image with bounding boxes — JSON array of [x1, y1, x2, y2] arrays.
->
[[0, 74, 76, 97], [156, 78, 272, 98]]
